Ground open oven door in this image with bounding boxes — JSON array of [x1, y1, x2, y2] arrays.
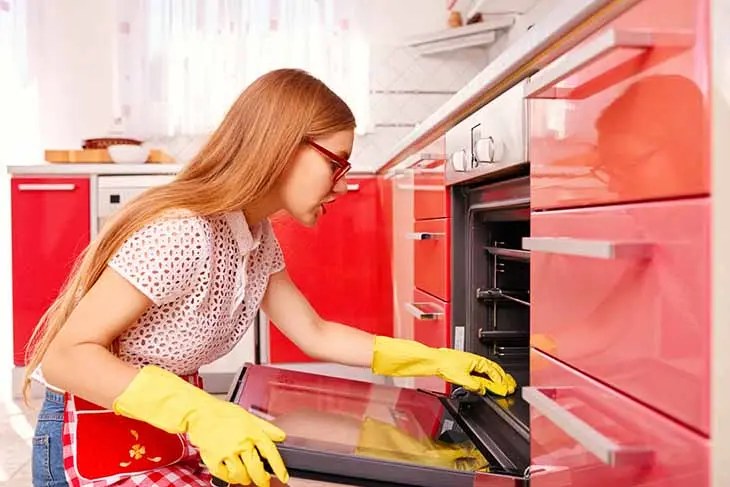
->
[[221, 364, 529, 487]]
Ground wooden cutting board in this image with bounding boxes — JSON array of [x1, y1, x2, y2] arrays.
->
[[44, 149, 174, 164]]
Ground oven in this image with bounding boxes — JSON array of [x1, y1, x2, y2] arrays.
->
[[217, 83, 535, 487]]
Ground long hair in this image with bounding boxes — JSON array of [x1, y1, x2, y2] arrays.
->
[[23, 69, 355, 399]]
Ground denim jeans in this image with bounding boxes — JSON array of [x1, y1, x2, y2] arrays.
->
[[32, 389, 68, 487]]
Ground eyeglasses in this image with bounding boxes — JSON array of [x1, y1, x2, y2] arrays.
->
[[305, 139, 351, 182]]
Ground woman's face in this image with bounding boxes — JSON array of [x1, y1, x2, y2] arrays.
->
[[278, 129, 354, 227]]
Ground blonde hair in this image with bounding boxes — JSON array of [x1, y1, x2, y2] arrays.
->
[[23, 69, 355, 399]]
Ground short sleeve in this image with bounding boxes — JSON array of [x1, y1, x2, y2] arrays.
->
[[108, 215, 212, 306], [263, 220, 286, 275]]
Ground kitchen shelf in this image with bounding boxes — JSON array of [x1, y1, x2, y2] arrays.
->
[[465, 0, 541, 20], [405, 15, 514, 55]]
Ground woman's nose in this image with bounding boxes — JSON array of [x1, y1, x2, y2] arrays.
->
[[332, 177, 348, 195]]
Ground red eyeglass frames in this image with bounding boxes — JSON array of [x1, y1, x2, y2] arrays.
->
[[305, 139, 351, 182]]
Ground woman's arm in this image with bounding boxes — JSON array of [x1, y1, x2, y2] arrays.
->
[[261, 270, 375, 367], [41, 267, 151, 408], [262, 269, 516, 396]]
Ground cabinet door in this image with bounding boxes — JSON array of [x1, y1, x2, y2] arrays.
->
[[528, 0, 709, 209], [529, 350, 708, 487], [528, 197, 710, 434], [413, 218, 450, 302], [268, 177, 393, 363], [11, 177, 91, 365]]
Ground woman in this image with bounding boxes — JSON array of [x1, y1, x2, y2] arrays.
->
[[25, 69, 516, 487]]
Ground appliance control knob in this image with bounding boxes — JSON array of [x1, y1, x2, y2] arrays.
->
[[474, 136, 505, 163], [450, 149, 468, 172]]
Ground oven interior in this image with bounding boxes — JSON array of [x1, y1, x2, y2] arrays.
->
[[450, 174, 531, 477]]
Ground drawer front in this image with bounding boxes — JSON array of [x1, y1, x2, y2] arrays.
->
[[413, 162, 449, 220], [528, 198, 710, 434], [528, 0, 709, 209], [409, 289, 450, 394], [528, 350, 708, 487], [413, 219, 450, 302]]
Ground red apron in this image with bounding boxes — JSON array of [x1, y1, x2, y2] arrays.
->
[[61, 374, 213, 486]]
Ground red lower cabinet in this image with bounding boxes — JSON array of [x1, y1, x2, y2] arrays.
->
[[528, 349, 708, 487], [268, 177, 393, 363], [413, 218, 450, 302], [528, 198, 710, 434], [11, 177, 91, 365]]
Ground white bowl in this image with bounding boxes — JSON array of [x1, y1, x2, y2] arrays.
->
[[108, 144, 150, 164]]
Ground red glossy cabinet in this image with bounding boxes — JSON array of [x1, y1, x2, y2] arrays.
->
[[528, 0, 709, 210], [413, 158, 449, 220], [11, 177, 91, 365], [412, 218, 450, 302], [528, 198, 710, 434], [529, 349, 708, 487], [268, 177, 393, 363]]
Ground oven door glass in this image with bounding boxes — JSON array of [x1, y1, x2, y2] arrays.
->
[[227, 364, 524, 487]]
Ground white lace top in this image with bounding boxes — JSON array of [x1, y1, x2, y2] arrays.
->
[[106, 210, 285, 375]]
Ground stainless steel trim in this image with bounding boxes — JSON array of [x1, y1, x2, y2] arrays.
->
[[17, 183, 76, 191], [346, 184, 360, 192], [526, 29, 694, 98], [396, 184, 444, 192], [523, 237, 652, 259], [522, 387, 655, 468], [405, 232, 445, 240], [404, 302, 443, 320]]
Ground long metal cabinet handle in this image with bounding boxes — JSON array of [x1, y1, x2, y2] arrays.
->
[[406, 232, 445, 241], [525, 29, 693, 98], [522, 387, 655, 468], [396, 184, 444, 192], [346, 184, 360, 192], [404, 302, 443, 320], [522, 237, 651, 260], [17, 183, 76, 191]]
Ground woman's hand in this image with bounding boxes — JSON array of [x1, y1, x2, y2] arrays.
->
[[113, 366, 289, 487], [371, 336, 517, 396]]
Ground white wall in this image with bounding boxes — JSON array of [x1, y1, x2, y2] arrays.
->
[[34, 0, 116, 153], [357, 0, 449, 44], [18, 0, 485, 171]]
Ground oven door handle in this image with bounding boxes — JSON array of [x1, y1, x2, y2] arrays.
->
[[522, 237, 652, 260], [525, 28, 693, 99], [404, 302, 443, 321], [406, 232, 445, 241], [522, 387, 655, 468]]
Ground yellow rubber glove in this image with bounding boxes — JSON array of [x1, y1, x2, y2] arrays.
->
[[355, 417, 488, 472], [371, 336, 517, 396], [112, 366, 288, 487]]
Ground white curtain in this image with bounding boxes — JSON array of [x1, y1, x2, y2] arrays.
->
[[115, 0, 370, 138], [0, 0, 40, 164]]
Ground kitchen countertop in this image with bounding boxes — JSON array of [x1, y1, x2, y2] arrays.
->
[[375, 0, 635, 174], [6, 163, 186, 175], [6, 163, 378, 177]]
